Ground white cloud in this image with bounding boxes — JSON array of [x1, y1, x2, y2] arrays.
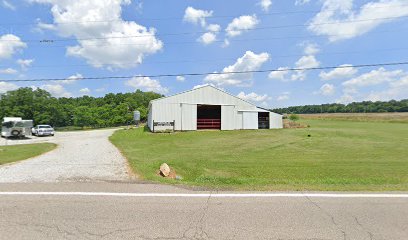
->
[[258, 0, 272, 12], [32, 0, 162, 69], [295, 0, 310, 6], [35, 20, 56, 32], [290, 55, 320, 81], [0, 34, 26, 59], [198, 32, 217, 45], [309, 0, 408, 41], [342, 67, 403, 88], [2, 0, 15, 10], [338, 67, 408, 102], [303, 43, 320, 55], [0, 68, 18, 74], [207, 24, 221, 32], [176, 76, 185, 82], [183, 6, 213, 27], [295, 55, 320, 69], [268, 67, 289, 81], [237, 91, 269, 102], [42, 84, 72, 98], [277, 92, 290, 101], [0, 81, 18, 93], [337, 93, 355, 103], [320, 64, 357, 80], [226, 15, 259, 37], [79, 88, 91, 94], [126, 76, 168, 94], [58, 73, 83, 85], [17, 59, 34, 69], [317, 83, 335, 96], [204, 51, 269, 87], [183, 8, 220, 46]]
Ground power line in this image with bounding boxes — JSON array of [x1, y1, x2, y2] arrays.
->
[[2, 15, 408, 43], [22, 26, 408, 48], [2, 46, 408, 69], [2, 3, 408, 26], [2, 61, 408, 83]]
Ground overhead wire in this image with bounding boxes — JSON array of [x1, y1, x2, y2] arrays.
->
[[1, 15, 408, 43], [1, 61, 408, 82], [1, 46, 408, 69]]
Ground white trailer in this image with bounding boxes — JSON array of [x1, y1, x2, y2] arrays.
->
[[1, 117, 34, 138]]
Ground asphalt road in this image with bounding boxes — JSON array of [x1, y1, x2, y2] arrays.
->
[[1, 183, 407, 240]]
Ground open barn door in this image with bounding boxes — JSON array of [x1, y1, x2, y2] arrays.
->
[[197, 105, 221, 130]]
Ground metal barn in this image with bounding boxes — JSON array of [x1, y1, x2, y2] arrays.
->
[[147, 85, 283, 132]]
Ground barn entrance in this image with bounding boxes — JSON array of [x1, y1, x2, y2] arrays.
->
[[258, 112, 270, 129], [197, 105, 221, 130]]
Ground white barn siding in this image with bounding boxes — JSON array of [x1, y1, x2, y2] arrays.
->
[[243, 112, 258, 129], [151, 103, 180, 131], [181, 103, 197, 131], [221, 105, 235, 130], [270, 112, 283, 129], [236, 111, 243, 130], [148, 85, 283, 131]]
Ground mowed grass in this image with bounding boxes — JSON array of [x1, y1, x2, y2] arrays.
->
[[300, 112, 408, 123], [0, 143, 57, 165], [110, 120, 408, 191]]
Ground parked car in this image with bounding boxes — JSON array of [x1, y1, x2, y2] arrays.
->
[[32, 125, 55, 137]]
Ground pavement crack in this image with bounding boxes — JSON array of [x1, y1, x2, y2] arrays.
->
[[12, 221, 77, 239], [136, 192, 213, 240], [304, 195, 347, 240], [74, 225, 140, 239], [353, 216, 375, 240]]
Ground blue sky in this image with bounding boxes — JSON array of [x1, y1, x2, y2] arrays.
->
[[0, 0, 408, 108]]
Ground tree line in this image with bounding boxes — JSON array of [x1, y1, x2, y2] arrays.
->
[[272, 99, 408, 114], [0, 88, 162, 128]]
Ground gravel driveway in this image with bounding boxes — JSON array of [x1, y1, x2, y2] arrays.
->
[[0, 129, 130, 183]]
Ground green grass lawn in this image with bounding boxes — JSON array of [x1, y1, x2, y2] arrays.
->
[[110, 120, 408, 191], [0, 143, 57, 165]]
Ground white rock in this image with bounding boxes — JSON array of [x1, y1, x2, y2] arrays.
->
[[160, 163, 171, 177]]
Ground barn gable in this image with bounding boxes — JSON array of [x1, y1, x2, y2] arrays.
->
[[150, 85, 256, 109]]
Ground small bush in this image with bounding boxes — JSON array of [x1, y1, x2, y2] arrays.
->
[[289, 114, 300, 122]]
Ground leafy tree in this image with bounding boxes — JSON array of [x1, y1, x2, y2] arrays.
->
[[272, 99, 408, 114], [0, 88, 162, 128]]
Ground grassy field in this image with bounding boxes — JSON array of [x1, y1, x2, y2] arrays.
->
[[0, 143, 57, 165], [110, 119, 408, 191], [299, 112, 408, 123]]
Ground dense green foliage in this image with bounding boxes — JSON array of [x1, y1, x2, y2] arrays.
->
[[111, 120, 408, 191], [289, 114, 299, 121], [272, 99, 408, 114], [0, 88, 162, 128], [0, 143, 57, 165]]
